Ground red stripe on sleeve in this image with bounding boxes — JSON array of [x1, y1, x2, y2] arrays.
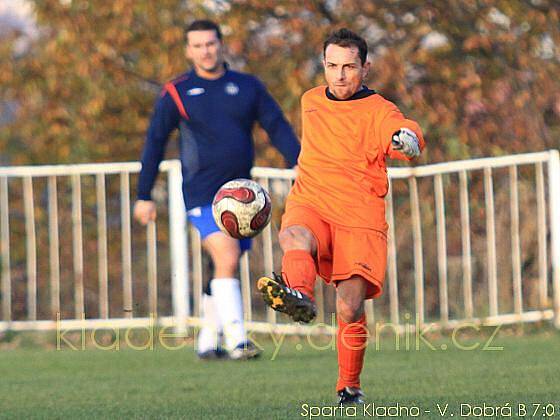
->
[[164, 82, 190, 120]]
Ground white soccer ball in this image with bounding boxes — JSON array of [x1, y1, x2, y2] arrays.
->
[[212, 178, 272, 239]]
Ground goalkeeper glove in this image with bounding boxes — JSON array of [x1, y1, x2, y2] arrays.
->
[[391, 128, 420, 158]]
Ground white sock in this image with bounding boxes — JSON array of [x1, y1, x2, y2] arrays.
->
[[196, 293, 222, 354], [210, 278, 246, 351]]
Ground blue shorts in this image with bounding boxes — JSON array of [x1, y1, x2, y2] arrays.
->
[[187, 204, 252, 252]]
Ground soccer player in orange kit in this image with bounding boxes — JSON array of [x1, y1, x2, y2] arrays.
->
[[257, 28, 425, 404]]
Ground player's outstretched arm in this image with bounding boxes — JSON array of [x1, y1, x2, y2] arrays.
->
[[378, 100, 425, 161]]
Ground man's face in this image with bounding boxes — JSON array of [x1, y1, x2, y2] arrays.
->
[[185, 29, 224, 73], [323, 44, 369, 100]]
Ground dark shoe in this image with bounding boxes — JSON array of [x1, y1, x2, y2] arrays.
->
[[337, 387, 365, 405], [257, 272, 316, 323], [228, 341, 261, 360], [197, 348, 228, 360]]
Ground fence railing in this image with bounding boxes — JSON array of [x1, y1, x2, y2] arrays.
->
[[0, 150, 558, 335], [0, 161, 188, 333]]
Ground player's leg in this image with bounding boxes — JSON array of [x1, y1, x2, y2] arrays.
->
[[278, 225, 317, 299], [331, 227, 387, 403], [187, 207, 223, 358], [258, 204, 330, 323], [257, 224, 318, 323], [196, 283, 224, 359], [189, 205, 259, 360], [203, 231, 252, 355], [335, 276, 368, 404]]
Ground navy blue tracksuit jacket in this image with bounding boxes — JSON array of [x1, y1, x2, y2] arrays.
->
[[137, 67, 300, 210]]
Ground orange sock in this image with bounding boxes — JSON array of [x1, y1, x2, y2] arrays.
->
[[336, 314, 368, 391], [281, 249, 316, 300]]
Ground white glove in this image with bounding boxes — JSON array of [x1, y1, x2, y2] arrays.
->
[[391, 128, 420, 158]]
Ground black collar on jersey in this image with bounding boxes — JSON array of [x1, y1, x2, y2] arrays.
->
[[325, 86, 377, 101]]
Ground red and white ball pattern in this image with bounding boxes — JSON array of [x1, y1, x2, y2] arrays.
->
[[212, 179, 272, 239]]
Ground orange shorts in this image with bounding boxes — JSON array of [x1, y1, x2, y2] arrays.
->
[[281, 203, 387, 299]]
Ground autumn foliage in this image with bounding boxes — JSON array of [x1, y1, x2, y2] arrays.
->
[[1, 0, 559, 166], [1, 1, 559, 321]]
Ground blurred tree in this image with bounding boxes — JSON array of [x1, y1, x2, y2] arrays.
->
[[1, 0, 190, 164], [0, 0, 559, 166], [0, 0, 558, 321]]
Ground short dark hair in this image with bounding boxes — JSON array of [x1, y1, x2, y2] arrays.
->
[[184, 19, 222, 43], [323, 28, 368, 65]]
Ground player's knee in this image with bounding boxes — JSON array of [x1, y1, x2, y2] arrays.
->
[[279, 227, 315, 252], [337, 298, 364, 323], [212, 250, 240, 274], [278, 229, 295, 250]]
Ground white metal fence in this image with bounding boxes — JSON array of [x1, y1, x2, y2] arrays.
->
[[0, 150, 558, 335], [0, 161, 188, 333]]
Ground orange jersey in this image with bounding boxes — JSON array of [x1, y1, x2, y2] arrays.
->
[[288, 86, 425, 231]]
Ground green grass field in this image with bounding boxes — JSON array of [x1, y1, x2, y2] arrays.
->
[[1, 330, 559, 419]]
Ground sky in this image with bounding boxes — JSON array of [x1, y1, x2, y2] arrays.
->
[[0, 0, 35, 36]]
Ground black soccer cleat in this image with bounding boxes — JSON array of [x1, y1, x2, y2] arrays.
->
[[228, 341, 262, 360], [197, 348, 228, 361], [257, 272, 316, 323], [337, 387, 365, 405]]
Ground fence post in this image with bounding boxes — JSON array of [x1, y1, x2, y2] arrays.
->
[[168, 161, 189, 334], [548, 150, 560, 328]]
